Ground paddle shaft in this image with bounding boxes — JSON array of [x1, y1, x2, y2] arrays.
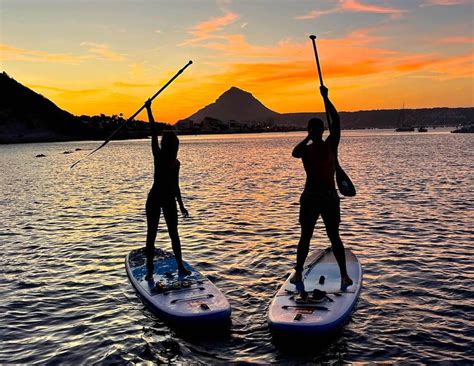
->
[[309, 35, 331, 128], [130, 60, 193, 121], [71, 60, 193, 169]]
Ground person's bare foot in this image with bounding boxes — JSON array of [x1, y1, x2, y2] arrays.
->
[[178, 266, 191, 276], [341, 275, 353, 289], [290, 270, 303, 284]]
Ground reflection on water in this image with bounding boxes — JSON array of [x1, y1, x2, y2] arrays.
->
[[1, 130, 473, 363]]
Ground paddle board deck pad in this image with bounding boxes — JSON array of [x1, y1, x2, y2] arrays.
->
[[126, 247, 231, 328], [268, 247, 362, 337]]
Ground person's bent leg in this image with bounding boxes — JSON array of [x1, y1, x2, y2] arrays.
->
[[145, 205, 160, 281], [163, 202, 191, 276]]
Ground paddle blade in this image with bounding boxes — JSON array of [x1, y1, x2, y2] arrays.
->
[[336, 164, 356, 197]]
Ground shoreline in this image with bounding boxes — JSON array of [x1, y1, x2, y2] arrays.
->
[[0, 125, 462, 145]]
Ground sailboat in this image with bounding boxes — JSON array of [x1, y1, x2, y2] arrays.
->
[[395, 103, 414, 132]]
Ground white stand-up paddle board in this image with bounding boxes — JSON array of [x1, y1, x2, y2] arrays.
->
[[268, 247, 362, 336], [126, 247, 231, 328]]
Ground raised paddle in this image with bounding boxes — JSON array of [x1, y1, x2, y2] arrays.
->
[[71, 60, 193, 169], [309, 35, 356, 197]]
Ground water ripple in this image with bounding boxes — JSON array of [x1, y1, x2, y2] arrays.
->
[[0, 131, 473, 363]]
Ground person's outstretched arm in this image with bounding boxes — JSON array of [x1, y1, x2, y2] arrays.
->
[[321, 86, 340, 147], [175, 163, 189, 217], [292, 135, 311, 158], [145, 100, 160, 159]]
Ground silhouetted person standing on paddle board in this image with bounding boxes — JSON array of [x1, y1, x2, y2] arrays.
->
[[144, 99, 190, 281], [290, 86, 353, 288]]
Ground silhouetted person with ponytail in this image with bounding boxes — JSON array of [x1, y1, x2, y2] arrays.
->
[[144, 99, 190, 281], [290, 86, 352, 288]]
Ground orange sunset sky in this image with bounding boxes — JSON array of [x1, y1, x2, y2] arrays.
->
[[1, 0, 473, 123]]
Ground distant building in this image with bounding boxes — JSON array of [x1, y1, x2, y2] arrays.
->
[[201, 117, 229, 132], [176, 118, 194, 130]]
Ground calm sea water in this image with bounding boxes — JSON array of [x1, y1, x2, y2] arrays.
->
[[1, 130, 473, 364]]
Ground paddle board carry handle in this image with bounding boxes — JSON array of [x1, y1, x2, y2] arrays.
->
[[282, 288, 354, 296], [170, 294, 214, 304], [162, 286, 205, 295], [282, 305, 329, 311], [71, 60, 193, 169]]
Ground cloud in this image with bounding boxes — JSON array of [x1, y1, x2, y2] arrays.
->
[[426, 51, 474, 79], [296, 0, 405, 20], [181, 8, 473, 83], [420, 0, 466, 7], [0, 43, 87, 64], [186, 26, 388, 62], [80, 42, 126, 61], [1, 42, 126, 64], [341, 0, 405, 15], [190, 34, 305, 59], [181, 12, 238, 45], [182, 12, 306, 58], [26, 84, 104, 98], [198, 41, 471, 99], [181, 12, 470, 84], [113, 81, 156, 88], [439, 36, 474, 44], [295, 9, 339, 19]]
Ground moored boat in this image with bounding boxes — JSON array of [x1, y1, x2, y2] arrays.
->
[[395, 126, 415, 132], [451, 124, 474, 133]]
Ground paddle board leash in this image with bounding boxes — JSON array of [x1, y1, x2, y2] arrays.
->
[[71, 60, 193, 169], [309, 36, 356, 197]]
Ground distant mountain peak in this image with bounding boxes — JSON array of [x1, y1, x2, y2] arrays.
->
[[223, 86, 249, 95], [187, 86, 280, 123], [228, 86, 243, 92]]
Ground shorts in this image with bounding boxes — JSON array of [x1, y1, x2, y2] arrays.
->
[[299, 190, 341, 228]]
